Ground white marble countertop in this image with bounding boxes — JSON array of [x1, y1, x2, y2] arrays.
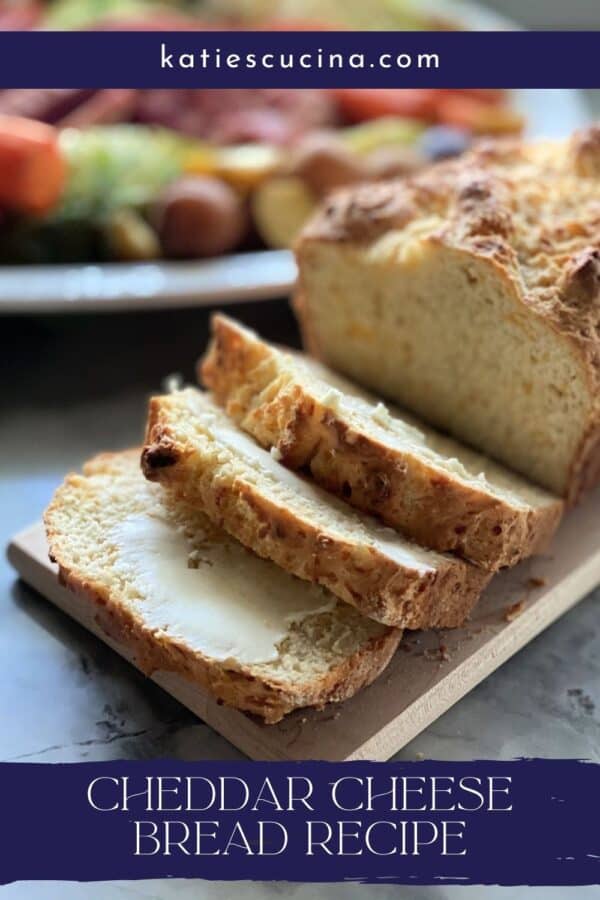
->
[[1, 300, 599, 899]]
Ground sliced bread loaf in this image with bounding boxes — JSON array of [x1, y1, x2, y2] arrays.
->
[[200, 314, 562, 571], [44, 450, 400, 724], [142, 389, 490, 629], [295, 127, 600, 503]]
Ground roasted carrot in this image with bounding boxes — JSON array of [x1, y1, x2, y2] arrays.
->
[[436, 93, 524, 134], [437, 89, 506, 105], [331, 88, 514, 129], [330, 89, 439, 123], [0, 115, 65, 215]]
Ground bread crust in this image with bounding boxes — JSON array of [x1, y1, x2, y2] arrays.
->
[[200, 315, 562, 571], [142, 395, 490, 628], [45, 451, 401, 725], [295, 126, 600, 504]]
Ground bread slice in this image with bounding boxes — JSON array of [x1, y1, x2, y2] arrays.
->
[[200, 314, 562, 571], [142, 389, 490, 629], [295, 127, 600, 504], [44, 450, 401, 724]]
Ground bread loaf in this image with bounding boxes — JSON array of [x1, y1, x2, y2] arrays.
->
[[295, 126, 600, 503]]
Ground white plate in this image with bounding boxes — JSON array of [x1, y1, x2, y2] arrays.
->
[[0, 0, 591, 315], [0, 250, 297, 314]]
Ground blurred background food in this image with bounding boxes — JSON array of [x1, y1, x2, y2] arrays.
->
[[2, 0, 599, 30], [0, 0, 454, 31], [0, 93, 521, 263], [0, 0, 529, 264], [1, 0, 595, 270]]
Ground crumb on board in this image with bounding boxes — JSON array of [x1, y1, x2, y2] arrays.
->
[[527, 576, 547, 589], [504, 599, 526, 622], [423, 643, 451, 662], [415, 751, 425, 760]]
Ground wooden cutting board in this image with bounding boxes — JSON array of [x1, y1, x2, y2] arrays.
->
[[8, 497, 600, 762]]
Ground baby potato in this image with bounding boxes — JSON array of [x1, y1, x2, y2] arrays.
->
[[252, 175, 316, 249], [153, 175, 247, 258], [287, 133, 367, 196]]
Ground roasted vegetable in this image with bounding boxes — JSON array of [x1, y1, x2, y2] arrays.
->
[[331, 89, 439, 123], [153, 175, 248, 258], [57, 125, 187, 221], [213, 144, 282, 193], [103, 208, 160, 261], [43, 0, 166, 29], [329, 89, 522, 136], [0, 116, 65, 216], [436, 93, 524, 134], [252, 175, 316, 249], [287, 133, 367, 196], [0, 216, 101, 264], [0, 124, 189, 263], [210, 0, 427, 30]]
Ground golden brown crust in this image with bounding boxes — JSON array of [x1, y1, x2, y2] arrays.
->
[[296, 126, 600, 504], [142, 396, 490, 628], [200, 315, 562, 571], [45, 451, 401, 725], [297, 139, 520, 248]]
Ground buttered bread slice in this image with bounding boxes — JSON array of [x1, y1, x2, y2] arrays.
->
[[200, 315, 562, 571], [45, 450, 400, 724], [142, 390, 490, 629]]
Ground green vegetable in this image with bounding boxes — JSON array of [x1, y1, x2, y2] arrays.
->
[[56, 125, 189, 222], [0, 216, 101, 264]]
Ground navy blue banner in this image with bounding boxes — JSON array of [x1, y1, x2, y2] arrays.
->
[[1, 759, 600, 885], [0, 31, 596, 88]]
